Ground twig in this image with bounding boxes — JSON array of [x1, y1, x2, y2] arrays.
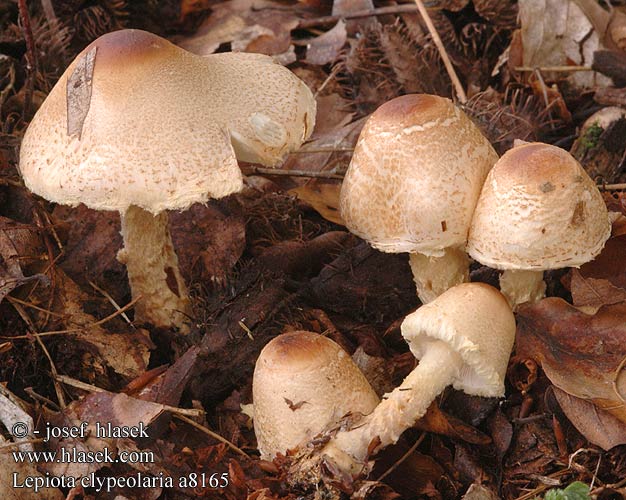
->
[[515, 66, 593, 72], [10, 301, 66, 407], [290, 148, 354, 154], [599, 182, 626, 190], [55, 375, 205, 418], [376, 432, 425, 481], [24, 387, 61, 411], [413, 0, 467, 103], [5, 296, 64, 318], [297, 5, 420, 29], [89, 280, 133, 326], [174, 414, 249, 458], [17, 0, 38, 118], [242, 166, 345, 180], [4, 295, 141, 339]]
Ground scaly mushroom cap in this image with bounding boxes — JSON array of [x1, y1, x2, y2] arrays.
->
[[401, 283, 515, 397], [467, 142, 611, 270], [340, 94, 498, 257], [19, 29, 315, 214], [253, 331, 379, 460]]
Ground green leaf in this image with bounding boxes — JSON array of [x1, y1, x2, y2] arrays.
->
[[544, 482, 590, 500]]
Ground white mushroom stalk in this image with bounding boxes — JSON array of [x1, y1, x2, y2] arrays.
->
[[320, 283, 515, 469], [252, 331, 380, 461], [340, 94, 498, 304], [468, 142, 611, 309], [18, 29, 316, 331]]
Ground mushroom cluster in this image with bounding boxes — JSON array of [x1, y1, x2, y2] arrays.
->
[[253, 283, 515, 472], [19, 29, 316, 332], [340, 94, 498, 304], [251, 98, 613, 483]]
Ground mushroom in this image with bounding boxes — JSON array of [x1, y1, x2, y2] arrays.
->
[[19, 29, 316, 331], [467, 142, 611, 308], [320, 283, 515, 470], [340, 94, 498, 304], [252, 331, 379, 461]]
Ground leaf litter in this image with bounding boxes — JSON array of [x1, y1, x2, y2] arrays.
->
[[3, 0, 626, 498]]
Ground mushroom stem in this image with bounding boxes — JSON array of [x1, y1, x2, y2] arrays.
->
[[325, 339, 463, 467], [408, 248, 470, 303], [117, 205, 191, 332], [498, 269, 546, 309]]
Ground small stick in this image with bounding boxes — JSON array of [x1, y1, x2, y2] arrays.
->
[[89, 280, 133, 326], [377, 432, 425, 481], [55, 375, 204, 418], [514, 65, 593, 72], [174, 414, 249, 458], [599, 182, 626, 190], [242, 166, 345, 180], [17, 0, 38, 118], [290, 148, 354, 154], [297, 5, 420, 29], [5, 295, 141, 339], [413, 0, 467, 103]]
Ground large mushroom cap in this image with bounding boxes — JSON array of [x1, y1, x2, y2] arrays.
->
[[339, 94, 498, 256], [19, 29, 315, 214], [253, 331, 379, 460], [467, 142, 611, 270], [401, 282, 515, 397]]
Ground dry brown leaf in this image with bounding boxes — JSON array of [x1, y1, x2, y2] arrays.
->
[[553, 386, 626, 450], [66, 47, 95, 139], [0, 219, 47, 304], [414, 402, 492, 446], [177, 0, 299, 57], [304, 20, 347, 66], [289, 181, 343, 225], [42, 391, 166, 478], [0, 443, 64, 499], [519, 0, 611, 88], [516, 298, 626, 422], [570, 269, 626, 310]]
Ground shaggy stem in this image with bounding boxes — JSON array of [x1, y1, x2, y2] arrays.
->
[[499, 269, 546, 309], [324, 340, 462, 468], [117, 205, 190, 332], [409, 248, 470, 303]]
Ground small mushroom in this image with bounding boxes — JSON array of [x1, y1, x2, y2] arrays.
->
[[252, 331, 379, 461], [321, 283, 515, 469], [19, 29, 316, 331], [467, 142, 611, 308], [340, 94, 498, 304]]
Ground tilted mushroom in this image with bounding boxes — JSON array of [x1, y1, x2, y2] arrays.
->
[[317, 283, 515, 471], [340, 94, 498, 304], [253, 331, 379, 460], [19, 29, 316, 331], [467, 142, 611, 308]]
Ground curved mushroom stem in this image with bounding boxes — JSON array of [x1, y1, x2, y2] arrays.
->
[[409, 248, 469, 303], [498, 269, 546, 309], [117, 205, 191, 332], [323, 339, 463, 471]]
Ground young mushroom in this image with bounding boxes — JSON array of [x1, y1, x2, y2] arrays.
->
[[467, 142, 611, 308], [19, 29, 316, 331], [252, 331, 379, 460], [340, 94, 498, 304], [318, 283, 515, 470]]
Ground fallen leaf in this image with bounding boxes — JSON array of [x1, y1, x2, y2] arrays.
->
[[463, 483, 500, 500], [0, 218, 48, 304], [290, 181, 344, 225], [66, 46, 96, 139], [414, 402, 492, 446], [177, 0, 299, 57], [516, 298, 626, 422], [553, 386, 626, 450], [304, 20, 347, 66], [519, 0, 611, 88], [570, 269, 626, 310]]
